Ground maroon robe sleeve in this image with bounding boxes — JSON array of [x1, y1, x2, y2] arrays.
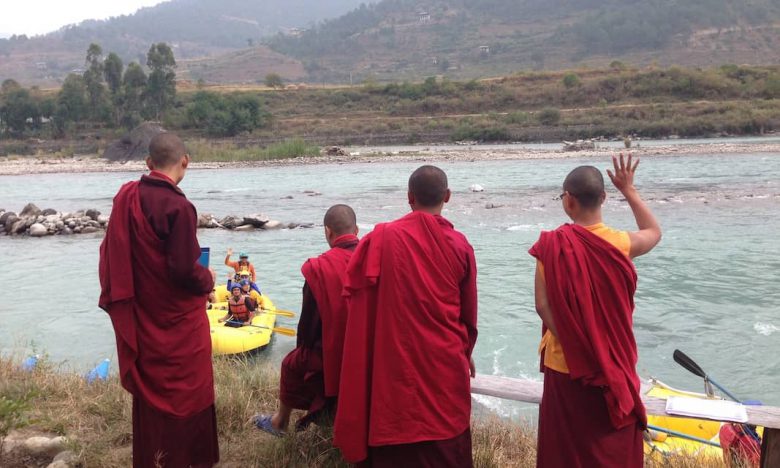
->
[[296, 282, 323, 350]]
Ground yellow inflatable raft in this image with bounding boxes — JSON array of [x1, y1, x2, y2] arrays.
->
[[644, 379, 723, 460], [207, 295, 277, 355]]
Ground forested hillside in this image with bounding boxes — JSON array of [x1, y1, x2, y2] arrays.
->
[[0, 0, 366, 85], [267, 0, 780, 82]]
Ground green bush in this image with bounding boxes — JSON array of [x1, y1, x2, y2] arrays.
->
[[562, 73, 581, 89], [451, 125, 511, 142], [537, 107, 561, 126], [186, 91, 270, 137]]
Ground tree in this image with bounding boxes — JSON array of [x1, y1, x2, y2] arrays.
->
[[0, 87, 37, 136], [562, 72, 581, 89], [537, 107, 561, 126], [104, 53, 124, 96], [186, 91, 270, 136], [121, 62, 148, 129], [145, 43, 177, 120], [53, 74, 88, 136], [83, 43, 108, 122], [264, 73, 284, 89]]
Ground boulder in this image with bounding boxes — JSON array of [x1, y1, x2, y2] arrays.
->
[[81, 226, 99, 234], [45, 214, 60, 223], [102, 122, 167, 161], [10, 219, 27, 235], [469, 184, 485, 192], [219, 215, 245, 229], [243, 214, 270, 228], [234, 224, 255, 232], [52, 450, 77, 465], [1, 212, 17, 229], [46, 461, 70, 468], [562, 139, 596, 152], [0, 211, 16, 225], [20, 203, 41, 218], [22, 436, 67, 457], [42, 208, 57, 216], [29, 223, 48, 237], [62, 227, 73, 235], [197, 214, 212, 228], [97, 215, 109, 225], [288, 222, 314, 229], [262, 220, 284, 230], [85, 209, 100, 221], [321, 146, 348, 156]]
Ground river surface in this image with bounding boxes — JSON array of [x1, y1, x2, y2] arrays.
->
[[1, 150, 779, 417]]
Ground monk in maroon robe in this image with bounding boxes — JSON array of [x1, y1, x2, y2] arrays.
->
[[530, 155, 662, 468], [99, 133, 218, 468], [254, 204, 359, 434], [334, 165, 478, 468]]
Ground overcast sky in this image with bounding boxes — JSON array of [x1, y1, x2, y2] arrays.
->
[[0, 0, 164, 37]]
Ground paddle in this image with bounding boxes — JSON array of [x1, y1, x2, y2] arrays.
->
[[673, 349, 740, 402], [646, 424, 721, 448], [260, 307, 296, 318], [214, 304, 296, 318], [673, 349, 761, 442], [222, 316, 297, 337]]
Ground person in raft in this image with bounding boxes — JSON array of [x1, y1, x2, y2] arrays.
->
[[98, 132, 219, 468], [219, 283, 256, 327], [240, 278, 271, 311], [530, 154, 662, 468], [254, 204, 359, 436], [333, 166, 478, 468], [225, 249, 261, 293]]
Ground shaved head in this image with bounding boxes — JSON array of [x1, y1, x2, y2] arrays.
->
[[323, 204, 357, 236], [563, 166, 605, 209], [148, 133, 186, 169], [409, 165, 449, 207]]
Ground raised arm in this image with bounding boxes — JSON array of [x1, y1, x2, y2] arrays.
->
[[224, 248, 234, 267], [607, 153, 662, 259], [534, 262, 558, 337]]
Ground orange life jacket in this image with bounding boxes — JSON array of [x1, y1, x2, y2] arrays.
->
[[228, 296, 251, 322]]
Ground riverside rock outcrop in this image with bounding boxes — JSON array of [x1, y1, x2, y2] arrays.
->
[[102, 122, 167, 161], [0, 207, 309, 237]]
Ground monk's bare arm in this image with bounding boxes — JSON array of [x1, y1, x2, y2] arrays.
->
[[607, 153, 662, 258], [534, 263, 558, 337], [460, 247, 478, 377]]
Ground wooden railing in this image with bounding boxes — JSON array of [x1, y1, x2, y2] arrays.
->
[[470, 373, 780, 467]]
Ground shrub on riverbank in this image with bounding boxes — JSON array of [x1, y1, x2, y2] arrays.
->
[[188, 138, 320, 162], [0, 355, 730, 467]]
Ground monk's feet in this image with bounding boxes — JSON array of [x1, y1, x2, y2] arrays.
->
[[251, 414, 285, 437]]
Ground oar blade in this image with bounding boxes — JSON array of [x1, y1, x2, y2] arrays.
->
[[273, 327, 297, 337], [262, 308, 296, 318], [673, 349, 707, 379]]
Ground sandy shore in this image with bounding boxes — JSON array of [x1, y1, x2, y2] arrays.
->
[[1, 141, 779, 176]]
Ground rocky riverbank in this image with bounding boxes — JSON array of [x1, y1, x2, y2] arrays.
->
[[0, 204, 312, 237], [2, 140, 780, 176]]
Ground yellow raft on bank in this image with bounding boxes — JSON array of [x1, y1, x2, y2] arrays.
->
[[207, 287, 278, 355], [644, 379, 724, 460]]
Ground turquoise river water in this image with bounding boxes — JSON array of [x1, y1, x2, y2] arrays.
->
[[1, 150, 779, 416]]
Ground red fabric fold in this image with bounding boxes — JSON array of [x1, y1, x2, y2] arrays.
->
[[300, 234, 357, 397], [334, 212, 477, 463], [529, 223, 645, 429], [99, 181, 214, 418]]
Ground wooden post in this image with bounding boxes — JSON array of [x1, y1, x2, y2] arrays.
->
[[761, 428, 780, 468]]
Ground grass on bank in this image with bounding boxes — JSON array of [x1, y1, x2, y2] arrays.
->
[[0, 355, 731, 467], [188, 138, 321, 162]]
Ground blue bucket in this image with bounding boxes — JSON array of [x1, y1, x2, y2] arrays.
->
[[199, 247, 210, 267]]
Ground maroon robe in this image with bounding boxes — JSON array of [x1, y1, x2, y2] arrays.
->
[[529, 223, 645, 468], [278, 234, 358, 428], [99, 171, 218, 468], [334, 212, 478, 467]]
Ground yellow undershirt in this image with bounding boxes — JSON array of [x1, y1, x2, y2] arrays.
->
[[538, 223, 631, 374]]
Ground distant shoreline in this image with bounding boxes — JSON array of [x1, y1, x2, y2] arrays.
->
[[1, 141, 779, 176]]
